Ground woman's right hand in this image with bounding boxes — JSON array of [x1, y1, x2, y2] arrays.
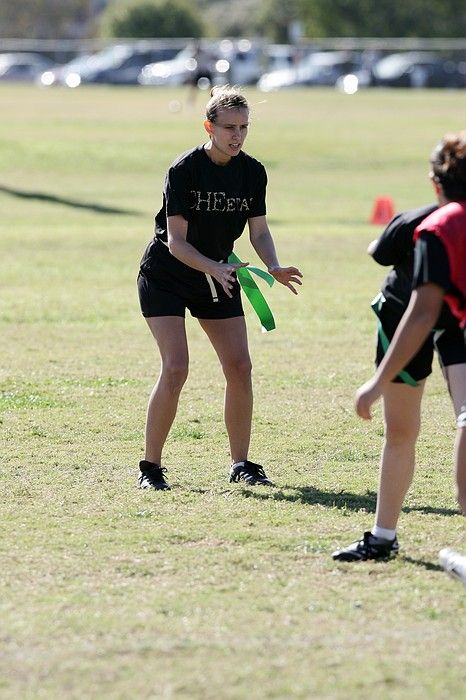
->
[[354, 377, 384, 420], [210, 261, 249, 298]]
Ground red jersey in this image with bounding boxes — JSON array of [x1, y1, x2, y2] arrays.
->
[[414, 201, 466, 327]]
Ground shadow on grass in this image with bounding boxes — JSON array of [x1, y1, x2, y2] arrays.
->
[[400, 555, 444, 572], [239, 486, 459, 517], [0, 184, 140, 216]]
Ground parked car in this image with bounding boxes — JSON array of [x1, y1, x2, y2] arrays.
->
[[139, 40, 264, 87], [39, 53, 94, 87], [257, 51, 360, 91], [265, 44, 298, 72], [138, 44, 209, 87], [39, 44, 179, 87], [0, 52, 55, 82], [371, 51, 465, 88], [212, 39, 264, 86], [89, 45, 179, 85]]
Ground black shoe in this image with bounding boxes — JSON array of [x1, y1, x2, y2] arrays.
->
[[229, 460, 274, 486], [138, 460, 171, 490], [332, 531, 399, 562]]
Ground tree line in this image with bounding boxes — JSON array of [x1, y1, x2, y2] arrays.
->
[[1, 0, 465, 41]]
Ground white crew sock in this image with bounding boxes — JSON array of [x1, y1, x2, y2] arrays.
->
[[371, 525, 396, 541]]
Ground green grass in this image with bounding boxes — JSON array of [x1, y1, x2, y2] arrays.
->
[[1, 84, 466, 699]]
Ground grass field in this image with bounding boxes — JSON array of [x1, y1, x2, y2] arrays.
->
[[1, 83, 466, 699]]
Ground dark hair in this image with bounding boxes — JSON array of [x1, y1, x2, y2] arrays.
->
[[430, 131, 466, 200], [205, 85, 249, 123]]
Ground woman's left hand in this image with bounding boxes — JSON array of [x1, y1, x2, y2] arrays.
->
[[268, 266, 303, 295]]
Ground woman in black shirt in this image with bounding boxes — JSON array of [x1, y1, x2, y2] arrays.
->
[[137, 85, 302, 490]]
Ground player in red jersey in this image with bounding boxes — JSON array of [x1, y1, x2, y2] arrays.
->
[[334, 131, 466, 561]]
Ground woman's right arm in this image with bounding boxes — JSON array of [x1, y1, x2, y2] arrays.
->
[[167, 215, 247, 298], [367, 238, 379, 256], [371, 205, 438, 265], [369, 213, 406, 265]]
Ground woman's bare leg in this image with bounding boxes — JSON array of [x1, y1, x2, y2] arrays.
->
[[198, 316, 252, 463], [144, 316, 189, 464], [444, 364, 466, 514], [374, 380, 426, 530]]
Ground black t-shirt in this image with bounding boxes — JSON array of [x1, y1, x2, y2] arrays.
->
[[154, 145, 267, 262], [413, 231, 458, 329], [412, 231, 451, 292], [372, 204, 437, 309]]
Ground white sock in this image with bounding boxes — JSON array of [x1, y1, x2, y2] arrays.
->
[[371, 525, 396, 541]]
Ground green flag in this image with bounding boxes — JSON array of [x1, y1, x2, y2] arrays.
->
[[228, 252, 276, 332]]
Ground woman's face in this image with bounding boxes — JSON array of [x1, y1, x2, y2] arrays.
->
[[204, 107, 249, 164]]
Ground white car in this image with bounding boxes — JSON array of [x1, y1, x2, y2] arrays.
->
[[257, 51, 359, 91], [139, 40, 264, 88], [138, 46, 201, 86], [213, 40, 264, 86], [39, 53, 94, 87], [0, 52, 55, 82]]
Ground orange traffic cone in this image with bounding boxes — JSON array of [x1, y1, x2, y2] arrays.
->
[[370, 196, 395, 225]]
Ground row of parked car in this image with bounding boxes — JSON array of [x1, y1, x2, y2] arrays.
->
[[260, 50, 466, 90], [0, 40, 279, 88], [0, 40, 465, 90]]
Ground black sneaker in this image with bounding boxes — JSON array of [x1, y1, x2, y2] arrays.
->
[[138, 460, 171, 490], [332, 531, 399, 562], [229, 460, 274, 486]]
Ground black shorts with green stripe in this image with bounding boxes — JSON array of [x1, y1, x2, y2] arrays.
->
[[375, 302, 466, 383]]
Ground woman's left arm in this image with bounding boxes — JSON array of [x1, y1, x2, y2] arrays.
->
[[248, 216, 303, 295]]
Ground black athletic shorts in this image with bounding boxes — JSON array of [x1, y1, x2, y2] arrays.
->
[[375, 302, 466, 383], [137, 269, 244, 320]]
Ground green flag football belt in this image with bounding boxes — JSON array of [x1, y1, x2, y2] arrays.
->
[[228, 252, 276, 332]]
